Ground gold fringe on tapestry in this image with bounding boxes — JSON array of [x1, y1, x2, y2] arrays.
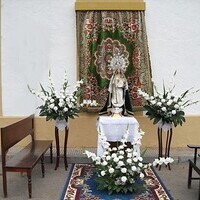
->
[[75, 0, 146, 11]]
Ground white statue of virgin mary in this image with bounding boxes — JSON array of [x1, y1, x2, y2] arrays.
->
[[109, 68, 128, 109], [99, 52, 134, 116]]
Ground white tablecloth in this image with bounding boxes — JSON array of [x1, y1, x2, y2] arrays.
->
[[97, 116, 140, 156]]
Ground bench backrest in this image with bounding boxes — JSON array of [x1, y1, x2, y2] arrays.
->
[[1, 114, 35, 153]]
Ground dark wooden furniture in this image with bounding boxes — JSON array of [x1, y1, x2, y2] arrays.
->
[[188, 144, 200, 164], [157, 127, 173, 170], [187, 144, 200, 200], [1, 115, 53, 198], [54, 126, 69, 170]]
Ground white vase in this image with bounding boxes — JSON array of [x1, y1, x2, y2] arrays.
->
[[157, 120, 173, 132], [55, 119, 68, 131]]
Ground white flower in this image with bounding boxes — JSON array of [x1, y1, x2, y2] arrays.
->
[[118, 161, 124, 167], [80, 103, 84, 107], [174, 104, 179, 109], [167, 100, 172, 106], [127, 158, 132, 164], [106, 155, 111, 161], [121, 168, 127, 173], [85, 150, 97, 161], [100, 171, 106, 176], [58, 102, 64, 107], [54, 106, 58, 111], [79, 79, 84, 84], [140, 173, 144, 179], [137, 89, 143, 95], [113, 157, 119, 163], [131, 166, 137, 171], [133, 157, 138, 162], [173, 97, 178, 102], [138, 157, 143, 162], [111, 153, 117, 158], [138, 162, 143, 167], [178, 101, 182, 106], [64, 107, 68, 112], [153, 158, 159, 166], [109, 168, 114, 174], [71, 98, 75, 102], [161, 99, 166, 103], [150, 96, 154, 100], [171, 110, 176, 115], [102, 161, 108, 166], [118, 145, 124, 150], [159, 157, 165, 164], [127, 153, 132, 158], [119, 150, 125, 155], [166, 94, 172, 99], [59, 98, 64, 102], [153, 157, 174, 166], [144, 94, 150, 100], [126, 148, 132, 153], [151, 100, 156, 105], [112, 147, 117, 151], [180, 106, 184, 110], [121, 176, 127, 183], [49, 104, 54, 109], [95, 160, 101, 165], [161, 107, 166, 112], [157, 102, 162, 106], [165, 157, 174, 163]]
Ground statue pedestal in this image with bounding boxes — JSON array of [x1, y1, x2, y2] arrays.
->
[[97, 116, 140, 157]]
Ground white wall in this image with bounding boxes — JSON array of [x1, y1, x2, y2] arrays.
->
[[2, 0, 200, 116], [2, 0, 77, 116], [145, 0, 200, 114]]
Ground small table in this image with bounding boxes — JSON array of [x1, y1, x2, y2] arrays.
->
[[97, 116, 140, 156], [54, 126, 69, 170]]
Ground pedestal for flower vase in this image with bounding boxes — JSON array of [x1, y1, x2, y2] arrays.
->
[[55, 119, 69, 170], [157, 123, 173, 170]]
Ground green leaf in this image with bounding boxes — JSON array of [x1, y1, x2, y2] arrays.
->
[[153, 117, 160, 125], [40, 83, 48, 96]]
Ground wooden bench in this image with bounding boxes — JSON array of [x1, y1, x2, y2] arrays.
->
[[187, 144, 200, 200], [1, 115, 53, 198]]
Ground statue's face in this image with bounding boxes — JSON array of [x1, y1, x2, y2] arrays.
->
[[117, 69, 121, 74]]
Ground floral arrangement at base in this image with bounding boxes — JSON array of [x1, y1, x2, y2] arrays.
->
[[85, 128, 151, 195], [153, 157, 174, 166], [138, 71, 199, 128], [28, 70, 83, 121], [80, 99, 99, 107]]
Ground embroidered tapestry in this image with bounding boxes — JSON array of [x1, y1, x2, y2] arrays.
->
[[76, 11, 152, 110]]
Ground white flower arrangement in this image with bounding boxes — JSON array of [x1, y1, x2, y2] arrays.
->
[[138, 71, 199, 127], [28, 70, 83, 121], [153, 157, 174, 166], [85, 127, 151, 195], [80, 99, 99, 107]]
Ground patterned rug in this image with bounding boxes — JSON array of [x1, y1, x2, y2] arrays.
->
[[60, 164, 174, 200]]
